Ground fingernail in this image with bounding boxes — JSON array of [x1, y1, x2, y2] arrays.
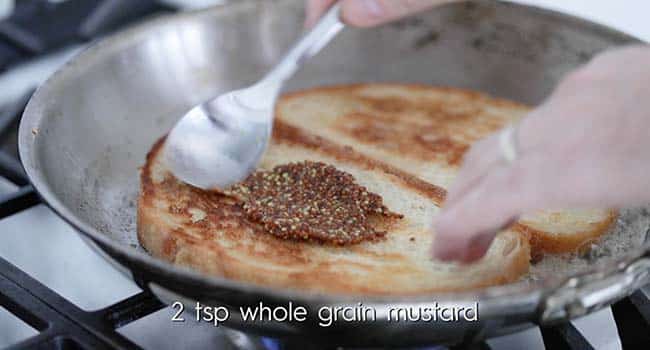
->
[[432, 244, 456, 261], [358, 0, 384, 18], [461, 232, 494, 263], [431, 221, 458, 261], [361, 0, 382, 17]]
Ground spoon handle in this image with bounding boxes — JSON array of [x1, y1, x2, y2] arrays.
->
[[231, 3, 343, 110], [263, 2, 344, 84]]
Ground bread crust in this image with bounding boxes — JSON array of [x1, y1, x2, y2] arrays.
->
[[138, 125, 530, 295], [513, 211, 618, 259], [138, 83, 614, 295]]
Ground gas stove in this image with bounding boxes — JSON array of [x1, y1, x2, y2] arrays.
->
[[0, 1, 649, 349]]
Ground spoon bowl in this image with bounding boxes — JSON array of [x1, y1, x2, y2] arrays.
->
[[164, 3, 343, 190], [163, 92, 273, 189]]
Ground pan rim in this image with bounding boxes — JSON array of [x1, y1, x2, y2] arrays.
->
[[17, 0, 649, 308]]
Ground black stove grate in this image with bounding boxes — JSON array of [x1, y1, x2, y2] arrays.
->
[[0, 1, 649, 349], [0, 86, 166, 350], [0, 1, 171, 349], [0, 0, 175, 71], [0, 255, 165, 349]]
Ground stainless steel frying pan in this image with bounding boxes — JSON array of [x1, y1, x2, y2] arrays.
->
[[17, 0, 650, 346]]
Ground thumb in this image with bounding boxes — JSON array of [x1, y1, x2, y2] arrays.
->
[[305, 0, 338, 28], [342, 0, 460, 27]]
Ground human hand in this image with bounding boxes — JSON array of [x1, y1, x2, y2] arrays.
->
[[432, 45, 650, 263], [306, 0, 460, 27]]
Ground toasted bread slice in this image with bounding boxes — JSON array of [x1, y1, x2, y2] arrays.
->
[[276, 84, 616, 256], [515, 209, 616, 259], [138, 122, 530, 295]]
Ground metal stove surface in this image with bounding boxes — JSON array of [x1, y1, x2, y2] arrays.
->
[[1, 0, 650, 349]]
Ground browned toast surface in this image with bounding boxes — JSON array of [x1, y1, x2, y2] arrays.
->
[[138, 122, 530, 295], [138, 83, 615, 295]]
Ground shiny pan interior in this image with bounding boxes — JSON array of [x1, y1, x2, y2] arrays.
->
[[18, 0, 649, 345]]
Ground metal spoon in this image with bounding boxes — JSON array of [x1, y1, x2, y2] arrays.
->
[[164, 3, 344, 190]]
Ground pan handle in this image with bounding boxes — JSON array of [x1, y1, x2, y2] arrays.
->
[[539, 228, 650, 324]]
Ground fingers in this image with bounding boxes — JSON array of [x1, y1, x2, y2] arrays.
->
[[306, 0, 459, 28], [342, 0, 455, 27], [432, 153, 547, 263], [305, 0, 337, 28], [444, 134, 501, 207], [447, 110, 545, 208], [433, 166, 519, 263], [432, 112, 548, 263]]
